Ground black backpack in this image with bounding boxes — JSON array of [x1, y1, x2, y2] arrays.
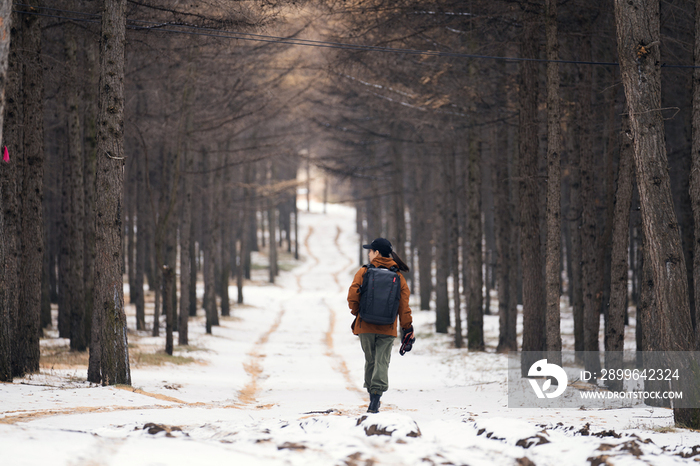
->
[[359, 264, 401, 326]]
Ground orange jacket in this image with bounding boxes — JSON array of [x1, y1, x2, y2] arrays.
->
[[348, 255, 412, 337]]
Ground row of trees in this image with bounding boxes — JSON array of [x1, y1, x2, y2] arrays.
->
[[0, 1, 306, 386], [1, 0, 700, 428], [311, 0, 700, 427]]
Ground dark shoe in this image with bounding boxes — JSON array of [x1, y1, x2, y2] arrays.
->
[[367, 393, 381, 413]]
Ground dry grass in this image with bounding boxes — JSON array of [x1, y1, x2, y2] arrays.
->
[[131, 351, 195, 367], [40, 339, 199, 370], [40, 347, 90, 369]]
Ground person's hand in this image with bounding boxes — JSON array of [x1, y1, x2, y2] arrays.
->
[[399, 326, 415, 356]]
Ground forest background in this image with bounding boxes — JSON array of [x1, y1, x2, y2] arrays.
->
[[2, 0, 700, 430]]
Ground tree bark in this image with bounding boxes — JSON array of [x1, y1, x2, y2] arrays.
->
[[692, 0, 700, 348], [467, 139, 484, 350], [134, 152, 146, 331], [545, 0, 562, 365], [614, 0, 698, 427], [179, 148, 193, 345], [16, 1, 44, 376], [91, 0, 130, 386], [639, 232, 670, 407], [0, 9, 18, 382], [268, 162, 278, 284], [494, 124, 517, 352], [569, 122, 584, 361], [164, 266, 174, 355], [66, 23, 86, 351], [84, 35, 98, 365], [58, 143, 70, 338], [579, 11, 602, 378], [435, 154, 450, 334], [448, 151, 462, 349], [416, 169, 433, 311], [519, 18, 546, 375], [204, 150, 217, 333], [0, 0, 11, 146], [84, 43, 99, 382], [605, 116, 634, 392], [390, 146, 406, 260]]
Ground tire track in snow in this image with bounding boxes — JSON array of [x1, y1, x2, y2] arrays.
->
[[323, 297, 364, 397], [297, 225, 319, 293], [237, 304, 286, 407], [329, 225, 355, 291], [0, 404, 183, 425], [0, 384, 208, 424], [323, 225, 364, 397]]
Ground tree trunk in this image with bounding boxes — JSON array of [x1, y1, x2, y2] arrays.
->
[[569, 125, 584, 361], [692, 0, 700, 348], [164, 266, 174, 355], [91, 0, 130, 386], [605, 116, 634, 392], [58, 143, 70, 339], [467, 139, 484, 351], [519, 18, 546, 375], [482, 148, 496, 317], [0, 10, 18, 382], [579, 12, 602, 378], [16, 1, 44, 376], [66, 23, 86, 351], [134, 153, 146, 331], [614, 0, 698, 427], [238, 164, 251, 305], [40, 230, 50, 329], [268, 164, 278, 284], [448, 152, 462, 349], [390, 147, 406, 260], [545, 0, 562, 365], [494, 124, 517, 352], [189, 217, 197, 316], [204, 151, 217, 334], [82, 30, 98, 348], [126, 173, 136, 305], [417, 167, 433, 311], [0, 0, 11, 146], [435, 155, 450, 334], [179, 149, 193, 345], [638, 232, 669, 407]]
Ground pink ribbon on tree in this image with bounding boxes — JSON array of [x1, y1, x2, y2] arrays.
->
[[2, 146, 8, 163]]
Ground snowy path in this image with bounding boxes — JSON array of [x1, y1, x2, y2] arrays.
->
[[1, 202, 700, 465]]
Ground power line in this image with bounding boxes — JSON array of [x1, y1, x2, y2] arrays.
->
[[11, 4, 700, 69]]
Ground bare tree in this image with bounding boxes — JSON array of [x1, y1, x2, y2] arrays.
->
[[0, 10, 19, 382], [466, 138, 484, 351], [65, 22, 86, 351], [16, 1, 44, 376], [605, 116, 634, 392], [519, 16, 546, 375], [0, 0, 11, 145], [579, 10, 602, 378], [544, 0, 562, 365], [614, 0, 698, 428], [89, 0, 131, 386], [692, 0, 700, 348]]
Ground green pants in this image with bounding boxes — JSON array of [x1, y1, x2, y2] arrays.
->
[[359, 333, 395, 395]]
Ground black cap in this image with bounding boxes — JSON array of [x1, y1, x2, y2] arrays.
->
[[363, 237, 393, 256]]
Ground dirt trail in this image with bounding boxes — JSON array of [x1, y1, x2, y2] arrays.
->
[[323, 225, 364, 396], [323, 298, 364, 396], [238, 304, 286, 406]]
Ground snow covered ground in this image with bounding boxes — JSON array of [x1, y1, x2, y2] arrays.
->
[[1, 201, 699, 466]]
